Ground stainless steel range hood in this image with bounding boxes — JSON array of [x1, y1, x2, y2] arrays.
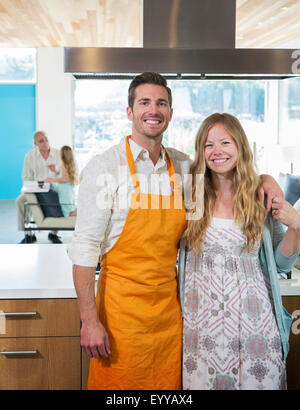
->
[[64, 0, 300, 78]]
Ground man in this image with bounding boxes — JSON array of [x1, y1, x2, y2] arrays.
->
[[68, 72, 283, 390], [17, 131, 62, 244]]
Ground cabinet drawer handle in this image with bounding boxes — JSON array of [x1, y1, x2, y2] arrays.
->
[[1, 312, 37, 317], [0, 350, 38, 356]]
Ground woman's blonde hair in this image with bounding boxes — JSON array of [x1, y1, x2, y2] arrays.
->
[[60, 145, 78, 186], [184, 113, 266, 253]]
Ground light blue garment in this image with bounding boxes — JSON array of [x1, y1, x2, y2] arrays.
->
[[57, 182, 75, 217], [178, 213, 299, 361], [260, 214, 298, 360]]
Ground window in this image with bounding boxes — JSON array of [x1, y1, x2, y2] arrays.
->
[[75, 80, 131, 171], [277, 77, 300, 175], [279, 77, 300, 146], [74, 78, 268, 173], [0, 48, 36, 82], [167, 80, 266, 161]]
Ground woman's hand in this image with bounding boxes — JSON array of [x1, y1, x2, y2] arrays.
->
[[271, 197, 300, 230], [44, 178, 52, 183], [48, 164, 59, 173]]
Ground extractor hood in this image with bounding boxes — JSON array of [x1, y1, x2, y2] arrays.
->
[[64, 0, 300, 79]]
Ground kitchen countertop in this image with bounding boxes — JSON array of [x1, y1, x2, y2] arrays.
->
[[0, 244, 299, 299], [279, 267, 300, 296], [0, 244, 76, 299]]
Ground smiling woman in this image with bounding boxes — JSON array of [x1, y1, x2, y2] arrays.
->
[[204, 122, 239, 178], [181, 112, 300, 390]]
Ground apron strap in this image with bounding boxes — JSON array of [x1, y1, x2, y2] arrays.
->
[[125, 135, 181, 193], [126, 135, 140, 190]]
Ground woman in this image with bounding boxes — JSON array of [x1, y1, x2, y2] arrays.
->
[[180, 113, 300, 390], [45, 145, 78, 217]]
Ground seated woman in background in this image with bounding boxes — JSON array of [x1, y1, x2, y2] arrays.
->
[[45, 145, 78, 217], [181, 113, 300, 390]]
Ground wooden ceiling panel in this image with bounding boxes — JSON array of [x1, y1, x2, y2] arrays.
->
[[0, 0, 142, 47], [0, 0, 299, 48], [236, 0, 300, 47]]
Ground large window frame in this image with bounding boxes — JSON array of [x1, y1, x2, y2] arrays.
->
[[74, 75, 300, 179]]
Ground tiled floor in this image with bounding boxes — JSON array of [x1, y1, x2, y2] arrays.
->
[[0, 200, 74, 244]]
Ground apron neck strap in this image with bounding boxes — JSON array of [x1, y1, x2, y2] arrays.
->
[[125, 135, 179, 191]]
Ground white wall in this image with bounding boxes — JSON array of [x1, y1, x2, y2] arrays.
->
[[36, 47, 74, 149]]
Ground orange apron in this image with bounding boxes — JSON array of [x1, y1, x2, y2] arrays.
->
[[88, 136, 186, 390]]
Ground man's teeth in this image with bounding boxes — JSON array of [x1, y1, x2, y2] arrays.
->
[[146, 120, 159, 124]]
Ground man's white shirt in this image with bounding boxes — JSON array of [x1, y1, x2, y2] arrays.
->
[[68, 137, 191, 267], [22, 147, 61, 181]]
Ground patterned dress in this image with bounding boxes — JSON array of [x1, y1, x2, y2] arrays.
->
[[183, 217, 286, 390]]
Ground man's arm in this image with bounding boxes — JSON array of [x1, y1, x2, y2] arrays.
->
[[68, 154, 116, 358], [271, 197, 300, 257], [48, 148, 62, 175], [45, 162, 69, 183], [48, 164, 60, 174], [22, 153, 34, 181], [260, 174, 284, 213], [73, 265, 110, 358]]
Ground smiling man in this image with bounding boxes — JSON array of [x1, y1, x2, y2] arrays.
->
[[127, 82, 172, 139], [126, 81, 174, 165], [68, 72, 283, 390], [69, 72, 190, 390]]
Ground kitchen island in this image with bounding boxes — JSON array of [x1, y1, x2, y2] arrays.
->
[[0, 244, 89, 390], [0, 244, 299, 389], [0, 244, 76, 300]]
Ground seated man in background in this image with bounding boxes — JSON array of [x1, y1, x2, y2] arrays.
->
[[17, 130, 62, 244]]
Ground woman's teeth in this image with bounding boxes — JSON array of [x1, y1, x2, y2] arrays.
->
[[213, 159, 228, 163]]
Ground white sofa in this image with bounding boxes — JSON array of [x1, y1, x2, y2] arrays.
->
[[24, 193, 76, 231]]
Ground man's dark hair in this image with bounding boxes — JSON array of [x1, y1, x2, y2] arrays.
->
[[128, 72, 172, 109]]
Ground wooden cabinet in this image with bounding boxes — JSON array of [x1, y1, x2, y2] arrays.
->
[[2, 296, 297, 390], [0, 298, 88, 390], [0, 299, 80, 338], [282, 296, 300, 390], [0, 337, 80, 389]]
